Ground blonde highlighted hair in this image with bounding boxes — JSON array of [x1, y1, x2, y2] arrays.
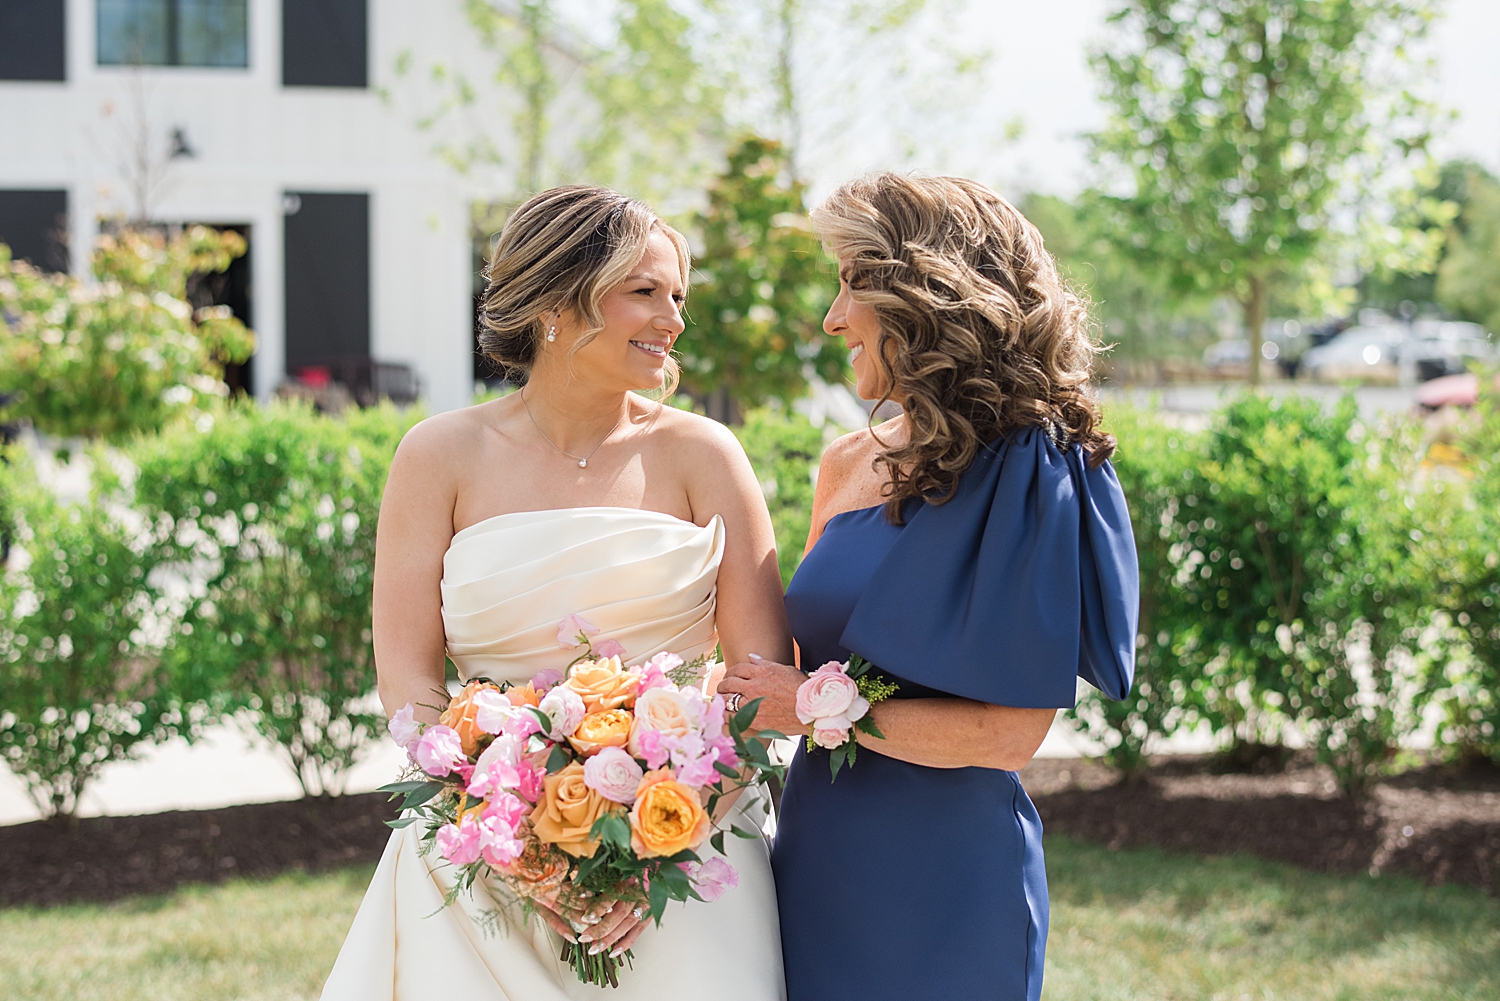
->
[[478, 185, 690, 393], [812, 173, 1112, 521]]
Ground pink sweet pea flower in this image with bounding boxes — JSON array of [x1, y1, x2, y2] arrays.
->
[[686, 857, 739, 901], [413, 725, 466, 777], [557, 614, 600, 649], [471, 687, 515, 736], [511, 761, 546, 803], [478, 815, 525, 868], [633, 726, 669, 771], [529, 669, 564, 692], [436, 819, 482, 865], [484, 792, 530, 829], [702, 695, 727, 739], [387, 704, 420, 749], [595, 638, 627, 659]]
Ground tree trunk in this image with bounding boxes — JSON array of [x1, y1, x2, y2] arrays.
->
[[1244, 275, 1268, 386]]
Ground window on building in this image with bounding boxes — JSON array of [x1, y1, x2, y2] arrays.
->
[[97, 0, 249, 68], [283, 192, 370, 375], [282, 0, 366, 88], [0, 1, 67, 81], [0, 190, 70, 273]]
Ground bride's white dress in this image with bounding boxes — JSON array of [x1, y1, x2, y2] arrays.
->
[[321, 508, 785, 1000]]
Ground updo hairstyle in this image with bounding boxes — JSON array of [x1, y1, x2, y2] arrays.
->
[[478, 185, 690, 390], [811, 173, 1113, 521]]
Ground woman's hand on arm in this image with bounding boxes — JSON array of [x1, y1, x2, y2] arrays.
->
[[372, 419, 460, 723]]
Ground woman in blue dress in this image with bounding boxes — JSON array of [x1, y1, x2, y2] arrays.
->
[[718, 173, 1138, 1001]]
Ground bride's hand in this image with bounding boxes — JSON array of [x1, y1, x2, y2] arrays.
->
[[718, 654, 807, 736]]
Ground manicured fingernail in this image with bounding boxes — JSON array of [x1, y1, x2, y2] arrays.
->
[[748, 653, 764, 660], [578, 934, 592, 942], [610, 948, 623, 959], [588, 943, 603, 955]]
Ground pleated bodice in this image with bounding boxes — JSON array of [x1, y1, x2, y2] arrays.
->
[[441, 507, 725, 683]]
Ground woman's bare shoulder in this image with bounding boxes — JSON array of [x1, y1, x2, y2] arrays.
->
[[642, 402, 747, 463], [390, 402, 506, 475]]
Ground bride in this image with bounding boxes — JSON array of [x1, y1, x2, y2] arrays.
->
[[321, 185, 792, 1000]]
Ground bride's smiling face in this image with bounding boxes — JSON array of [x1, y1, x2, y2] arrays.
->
[[825, 258, 892, 401], [545, 228, 686, 392]]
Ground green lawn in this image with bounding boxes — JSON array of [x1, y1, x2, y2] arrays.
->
[[2, 839, 1497, 1000]]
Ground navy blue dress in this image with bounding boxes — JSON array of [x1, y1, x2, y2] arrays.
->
[[773, 427, 1139, 1001]]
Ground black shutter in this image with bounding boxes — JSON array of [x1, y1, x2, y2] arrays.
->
[[283, 192, 369, 374], [0, 1, 66, 81], [282, 0, 366, 88], [0, 190, 69, 272]]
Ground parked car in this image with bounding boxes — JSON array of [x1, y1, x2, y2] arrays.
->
[[1300, 324, 1405, 384], [1400, 321, 1495, 382]]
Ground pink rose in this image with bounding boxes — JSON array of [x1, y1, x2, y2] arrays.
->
[[538, 685, 586, 738], [557, 614, 599, 649], [436, 819, 482, 865], [413, 725, 466, 776], [812, 725, 850, 749], [387, 704, 419, 749], [796, 662, 863, 723], [686, 857, 739, 901], [583, 746, 645, 804]]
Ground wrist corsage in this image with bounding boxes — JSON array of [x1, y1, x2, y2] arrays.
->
[[795, 655, 898, 780]]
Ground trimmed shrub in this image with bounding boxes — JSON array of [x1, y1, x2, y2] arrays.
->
[[733, 407, 824, 586], [130, 402, 421, 796], [0, 452, 184, 819]]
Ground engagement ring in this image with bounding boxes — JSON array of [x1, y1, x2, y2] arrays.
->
[[725, 692, 743, 713]]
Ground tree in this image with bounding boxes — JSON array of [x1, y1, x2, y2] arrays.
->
[[1087, 0, 1446, 383], [0, 226, 254, 444], [679, 136, 845, 421], [1436, 164, 1500, 333]]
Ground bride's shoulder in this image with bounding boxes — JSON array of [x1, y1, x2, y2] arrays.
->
[[388, 400, 503, 474], [641, 402, 747, 466]]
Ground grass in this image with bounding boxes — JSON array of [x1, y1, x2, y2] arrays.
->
[[1044, 837, 1500, 1001], [2, 841, 1497, 1000]]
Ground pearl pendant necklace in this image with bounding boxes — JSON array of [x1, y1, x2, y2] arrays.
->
[[521, 390, 623, 471]]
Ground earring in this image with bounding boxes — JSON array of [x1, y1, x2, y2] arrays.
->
[[546, 324, 556, 342]]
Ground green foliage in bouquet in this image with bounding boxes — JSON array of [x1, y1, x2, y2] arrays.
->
[[129, 402, 422, 796], [0, 227, 255, 444], [732, 407, 824, 586], [0, 451, 191, 820]]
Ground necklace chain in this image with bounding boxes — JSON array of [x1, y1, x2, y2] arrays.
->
[[520, 390, 624, 469]]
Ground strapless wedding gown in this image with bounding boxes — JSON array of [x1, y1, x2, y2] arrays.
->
[[321, 508, 785, 1000]]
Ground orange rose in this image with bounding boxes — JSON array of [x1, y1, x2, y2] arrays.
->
[[440, 680, 503, 757], [565, 656, 640, 714], [629, 769, 710, 858], [506, 683, 542, 708], [569, 709, 634, 757], [529, 762, 622, 858]]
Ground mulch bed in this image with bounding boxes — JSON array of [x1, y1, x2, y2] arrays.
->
[[0, 793, 399, 908], [3, 755, 1498, 908], [1024, 754, 1500, 894]]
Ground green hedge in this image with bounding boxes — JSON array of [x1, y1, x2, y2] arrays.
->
[[5, 394, 1500, 816]]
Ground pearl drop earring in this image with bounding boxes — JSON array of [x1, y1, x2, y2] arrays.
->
[[546, 324, 556, 343]]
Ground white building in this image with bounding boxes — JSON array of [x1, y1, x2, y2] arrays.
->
[[0, 0, 509, 413]]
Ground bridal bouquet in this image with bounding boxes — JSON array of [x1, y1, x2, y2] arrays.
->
[[381, 615, 784, 988]]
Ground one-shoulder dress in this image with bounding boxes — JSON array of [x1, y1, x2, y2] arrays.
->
[[322, 508, 785, 1001], [773, 428, 1139, 1001]]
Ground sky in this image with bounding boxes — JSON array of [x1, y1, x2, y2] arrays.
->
[[832, 0, 1500, 199]]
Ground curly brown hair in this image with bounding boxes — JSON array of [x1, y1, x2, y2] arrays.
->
[[811, 173, 1113, 521]]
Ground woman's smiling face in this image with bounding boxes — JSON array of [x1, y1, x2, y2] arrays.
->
[[824, 258, 892, 401], [548, 227, 686, 392]]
